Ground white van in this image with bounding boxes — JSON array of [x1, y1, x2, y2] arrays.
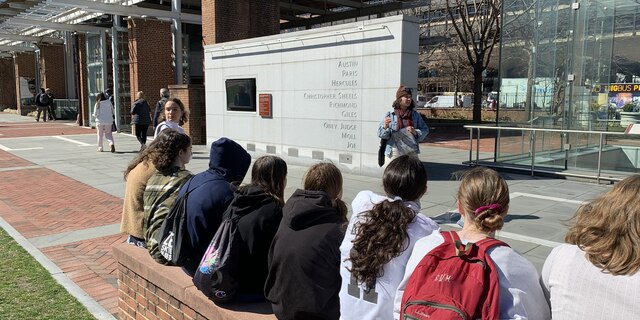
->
[[416, 95, 428, 108], [425, 95, 470, 108]]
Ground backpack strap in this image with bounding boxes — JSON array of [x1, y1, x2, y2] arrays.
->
[[442, 231, 509, 257], [442, 231, 474, 257], [475, 237, 509, 252]]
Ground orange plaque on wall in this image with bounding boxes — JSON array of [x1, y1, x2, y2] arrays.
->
[[259, 94, 272, 118]]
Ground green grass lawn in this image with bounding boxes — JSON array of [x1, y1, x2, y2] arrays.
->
[[0, 228, 96, 320]]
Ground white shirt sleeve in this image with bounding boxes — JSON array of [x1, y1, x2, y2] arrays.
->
[[540, 245, 560, 311], [393, 232, 445, 319]]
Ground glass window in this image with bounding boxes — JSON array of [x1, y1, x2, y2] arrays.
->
[[226, 79, 256, 112]]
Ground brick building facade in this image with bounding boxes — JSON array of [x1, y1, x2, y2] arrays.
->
[[14, 52, 36, 115], [39, 44, 66, 100], [0, 58, 16, 109]]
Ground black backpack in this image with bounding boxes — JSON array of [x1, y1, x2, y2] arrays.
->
[[156, 178, 198, 266], [192, 211, 242, 303], [38, 93, 50, 105]]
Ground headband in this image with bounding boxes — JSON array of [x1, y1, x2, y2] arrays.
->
[[473, 203, 503, 216]]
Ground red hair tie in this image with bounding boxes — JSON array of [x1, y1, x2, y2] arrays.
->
[[474, 204, 503, 216]]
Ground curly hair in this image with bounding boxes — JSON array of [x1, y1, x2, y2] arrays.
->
[[237, 156, 288, 207], [456, 167, 510, 233], [303, 162, 348, 221], [125, 130, 191, 178], [124, 146, 154, 180], [159, 97, 189, 125], [151, 130, 191, 172], [565, 175, 640, 276], [349, 155, 428, 290]]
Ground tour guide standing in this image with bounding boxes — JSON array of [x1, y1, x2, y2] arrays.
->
[[377, 85, 429, 161]]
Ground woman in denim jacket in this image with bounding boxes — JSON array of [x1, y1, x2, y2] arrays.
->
[[377, 86, 429, 161]]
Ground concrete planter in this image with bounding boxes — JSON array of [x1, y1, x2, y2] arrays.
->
[[620, 112, 640, 127]]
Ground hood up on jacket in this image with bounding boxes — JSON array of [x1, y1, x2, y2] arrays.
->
[[283, 189, 342, 230], [207, 137, 251, 182]]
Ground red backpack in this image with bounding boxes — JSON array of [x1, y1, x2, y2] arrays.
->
[[400, 231, 508, 320]]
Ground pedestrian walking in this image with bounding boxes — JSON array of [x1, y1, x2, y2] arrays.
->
[[35, 88, 49, 122], [131, 91, 151, 151], [45, 88, 56, 121], [92, 92, 116, 152]]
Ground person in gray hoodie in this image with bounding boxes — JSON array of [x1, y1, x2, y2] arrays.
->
[[182, 137, 251, 275]]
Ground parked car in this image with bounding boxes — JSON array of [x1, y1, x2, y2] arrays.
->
[[426, 95, 471, 108], [416, 95, 428, 108]]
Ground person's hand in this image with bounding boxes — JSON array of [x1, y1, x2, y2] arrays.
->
[[383, 117, 391, 129], [407, 126, 416, 136]]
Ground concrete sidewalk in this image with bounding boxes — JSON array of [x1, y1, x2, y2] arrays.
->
[[0, 112, 611, 319]]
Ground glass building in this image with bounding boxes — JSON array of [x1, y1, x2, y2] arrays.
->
[[493, 0, 640, 181]]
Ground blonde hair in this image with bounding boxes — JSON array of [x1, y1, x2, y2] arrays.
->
[[137, 91, 144, 100], [303, 162, 347, 221], [565, 175, 640, 276], [457, 167, 510, 233]]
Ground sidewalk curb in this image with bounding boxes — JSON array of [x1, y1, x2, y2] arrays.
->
[[0, 216, 116, 320]]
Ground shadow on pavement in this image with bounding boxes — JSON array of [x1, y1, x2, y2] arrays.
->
[[504, 214, 541, 222], [423, 161, 469, 181]]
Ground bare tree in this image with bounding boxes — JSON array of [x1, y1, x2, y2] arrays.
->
[[413, 4, 473, 101], [445, 0, 501, 123]]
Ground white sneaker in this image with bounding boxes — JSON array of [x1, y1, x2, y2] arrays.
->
[[97, 147, 103, 152]]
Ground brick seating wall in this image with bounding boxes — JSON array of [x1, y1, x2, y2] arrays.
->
[[113, 243, 276, 320]]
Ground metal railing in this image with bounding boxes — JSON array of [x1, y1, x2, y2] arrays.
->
[[53, 99, 79, 120], [464, 125, 638, 183]]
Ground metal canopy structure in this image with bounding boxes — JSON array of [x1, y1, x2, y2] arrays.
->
[[0, 0, 419, 52], [279, 0, 420, 30]]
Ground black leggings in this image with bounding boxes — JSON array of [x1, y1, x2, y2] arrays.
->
[[135, 124, 149, 146]]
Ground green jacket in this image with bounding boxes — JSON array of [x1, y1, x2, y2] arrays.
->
[[143, 167, 193, 264]]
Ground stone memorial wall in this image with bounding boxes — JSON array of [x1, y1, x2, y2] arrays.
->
[[204, 15, 419, 175]]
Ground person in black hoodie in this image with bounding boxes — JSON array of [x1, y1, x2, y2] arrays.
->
[[265, 162, 348, 320], [182, 137, 251, 275], [222, 155, 287, 301]]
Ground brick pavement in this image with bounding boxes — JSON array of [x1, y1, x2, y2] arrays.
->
[[0, 120, 92, 138], [0, 120, 123, 317]]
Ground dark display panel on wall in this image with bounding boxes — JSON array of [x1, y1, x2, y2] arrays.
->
[[226, 79, 256, 112]]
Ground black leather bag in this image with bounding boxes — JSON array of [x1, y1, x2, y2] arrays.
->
[[378, 138, 388, 167]]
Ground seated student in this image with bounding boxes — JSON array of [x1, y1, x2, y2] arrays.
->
[[143, 131, 193, 264], [222, 155, 288, 301], [339, 155, 439, 319], [541, 175, 640, 318], [182, 137, 251, 275], [121, 131, 186, 248], [265, 162, 348, 320], [395, 167, 550, 320]]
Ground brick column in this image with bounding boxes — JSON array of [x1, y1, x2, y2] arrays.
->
[[0, 58, 16, 109], [128, 18, 174, 109], [14, 52, 36, 115], [77, 34, 89, 126], [202, 0, 279, 45], [168, 84, 205, 145], [39, 44, 66, 99]]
